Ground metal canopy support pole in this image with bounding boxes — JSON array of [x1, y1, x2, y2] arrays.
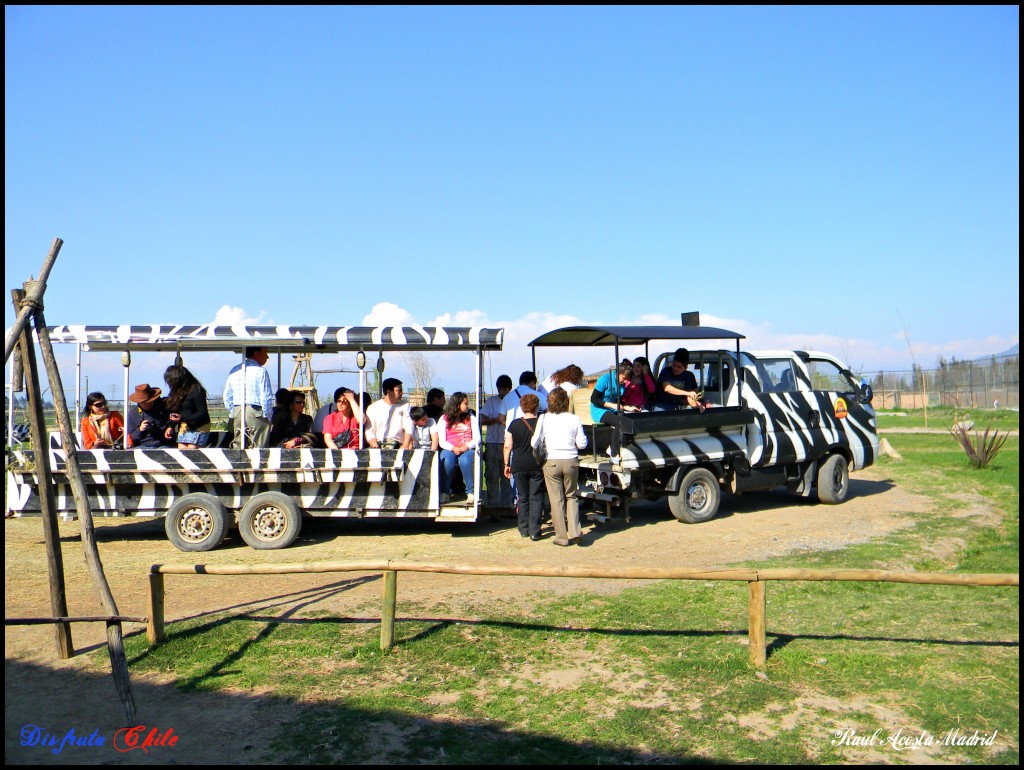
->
[[475, 346, 483, 511], [75, 344, 82, 419], [239, 350, 248, 448]]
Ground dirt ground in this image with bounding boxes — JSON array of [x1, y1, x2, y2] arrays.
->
[[6, 468, 936, 764]]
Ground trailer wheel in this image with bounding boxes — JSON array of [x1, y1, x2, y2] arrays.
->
[[238, 492, 302, 550], [668, 468, 721, 524], [165, 493, 230, 552], [816, 454, 849, 504]]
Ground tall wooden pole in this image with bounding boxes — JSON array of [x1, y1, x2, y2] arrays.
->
[[4, 238, 62, 364], [28, 297, 136, 721], [12, 289, 73, 658]]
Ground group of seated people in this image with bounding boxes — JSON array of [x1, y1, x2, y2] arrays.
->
[[80, 364, 213, 450], [589, 348, 710, 459], [79, 348, 711, 454]]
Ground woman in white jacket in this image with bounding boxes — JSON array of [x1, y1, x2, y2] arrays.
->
[[532, 387, 588, 546]]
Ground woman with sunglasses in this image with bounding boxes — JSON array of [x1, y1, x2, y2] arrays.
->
[[80, 392, 125, 450], [269, 389, 315, 448]]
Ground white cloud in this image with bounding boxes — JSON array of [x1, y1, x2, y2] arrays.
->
[[212, 305, 265, 325], [363, 302, 414, 327]]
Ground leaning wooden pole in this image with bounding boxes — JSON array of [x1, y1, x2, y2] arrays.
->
[[4, 237, 62, 364], [18, 277, 137, 721], [12, 290, 73, 658]]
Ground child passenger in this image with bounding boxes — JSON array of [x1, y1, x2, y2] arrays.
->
[[403, 406, 439, 450]]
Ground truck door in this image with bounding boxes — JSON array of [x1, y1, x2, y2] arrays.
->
[[802, 356, 878, 470], [741, 357, 813, 468]]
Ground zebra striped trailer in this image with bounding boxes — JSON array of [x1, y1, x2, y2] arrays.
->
[[6, 325, 503, 551]]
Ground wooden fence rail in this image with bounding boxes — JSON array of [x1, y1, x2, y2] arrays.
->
[[146, 561, 1019, 667]]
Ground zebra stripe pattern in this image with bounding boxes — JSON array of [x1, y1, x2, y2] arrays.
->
[[7, 446, 444, 519]]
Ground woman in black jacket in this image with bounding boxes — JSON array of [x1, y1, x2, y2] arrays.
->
[[163, 365, 211, 449]]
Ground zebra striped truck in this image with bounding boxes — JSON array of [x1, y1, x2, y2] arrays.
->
[[528, 322, 879, 525], [6, 320, 878, 551]]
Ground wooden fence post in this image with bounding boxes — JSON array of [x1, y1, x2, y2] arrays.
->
[[748, 579, 766, 667], [380, 570, 397, 651], [147, 572, 165, 645]]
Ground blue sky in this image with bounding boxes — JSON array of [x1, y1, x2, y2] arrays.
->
[[5, 6, 1019, 400]]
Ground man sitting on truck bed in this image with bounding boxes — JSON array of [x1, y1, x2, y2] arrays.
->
[[654, 348, 702, 411]]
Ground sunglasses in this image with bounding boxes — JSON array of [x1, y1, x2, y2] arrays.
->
[[92, 402, 108, 408]]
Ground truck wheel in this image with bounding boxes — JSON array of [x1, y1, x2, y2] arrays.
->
[[669, 468, 721, 524], [817, 454, 849, 504], [238, 492, 302, 550], [165, 493, 230, 552]]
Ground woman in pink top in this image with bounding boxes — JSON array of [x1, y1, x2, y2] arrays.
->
[[621, 356, 657, 411], [323, 389, 362, 449], [437, 392, 481, 503]]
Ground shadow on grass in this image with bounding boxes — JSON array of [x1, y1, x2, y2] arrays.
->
[[4, 657, 717, 765], [144, 610, 1018, 681]]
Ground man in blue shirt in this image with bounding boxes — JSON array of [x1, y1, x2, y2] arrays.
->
[[655, 348, 700, 410], [223, 346, 274, 448]]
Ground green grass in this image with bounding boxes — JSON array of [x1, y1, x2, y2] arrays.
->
[[877, 405, 1019, 432], [118, 434, 1019, 764]]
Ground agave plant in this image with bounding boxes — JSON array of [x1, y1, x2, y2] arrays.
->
[[949, 410, 1009, 469]]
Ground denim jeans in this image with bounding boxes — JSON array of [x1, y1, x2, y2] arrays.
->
[[440, 449, 475, 495]]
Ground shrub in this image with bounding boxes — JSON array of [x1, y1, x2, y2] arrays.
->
[[949, 410, 1008, 469]]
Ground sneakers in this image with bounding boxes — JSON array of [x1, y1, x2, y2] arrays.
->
[[465, 494, 475, 505], [440, 493, 450, 504]]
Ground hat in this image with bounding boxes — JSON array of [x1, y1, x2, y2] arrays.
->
[[128, 384, 162, 404]]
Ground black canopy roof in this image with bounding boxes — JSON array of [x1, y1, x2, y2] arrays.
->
[[528, 325, 744, 348]]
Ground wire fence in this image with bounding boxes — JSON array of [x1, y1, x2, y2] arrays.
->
[[859, 354, 1019, 410]]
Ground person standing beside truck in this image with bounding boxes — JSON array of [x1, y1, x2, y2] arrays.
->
[[654, 348, 701, 410], [223, 346, 274, 448], [534, 387, 588, 547], [500, 371, 548, 425], [504, 393, 544, 540], [480, 374, 514, 508]]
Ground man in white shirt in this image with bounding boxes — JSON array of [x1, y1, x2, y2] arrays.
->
[[365, 378, 412, 449], [500, 371, 548, 426], [480, 375, 514, 508]]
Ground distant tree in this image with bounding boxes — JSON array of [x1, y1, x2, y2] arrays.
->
[[402, 352, 434, 396]]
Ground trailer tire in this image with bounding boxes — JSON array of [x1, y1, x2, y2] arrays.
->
[[668, 468, 721, 524], [817, 454, 849, 504], [238, 492, 302, 550], [165, 493, 230, 552]]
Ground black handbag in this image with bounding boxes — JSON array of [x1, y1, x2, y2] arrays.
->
[[531, 415, 547, 465]]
